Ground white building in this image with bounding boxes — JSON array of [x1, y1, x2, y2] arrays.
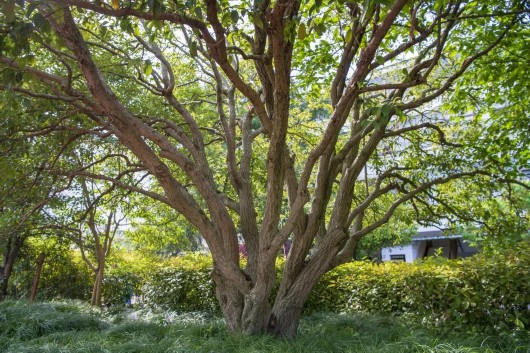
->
[[381, 227, 478, 263]]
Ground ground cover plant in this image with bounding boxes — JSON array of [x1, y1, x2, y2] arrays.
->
[[1, 300, 529, 353]]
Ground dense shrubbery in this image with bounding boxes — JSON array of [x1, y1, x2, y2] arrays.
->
[[307, 242, 530, 331], [142, 254, 218, 311], [138, 243, 530, 331], [12, 241, 529, 331]]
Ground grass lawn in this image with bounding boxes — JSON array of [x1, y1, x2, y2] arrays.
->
[[1, 300, 528, 353]]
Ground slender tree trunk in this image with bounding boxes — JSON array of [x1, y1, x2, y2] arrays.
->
[[0, 237, 23, 300], [29, 252, 46, 302], [90, 262, 105, 306]]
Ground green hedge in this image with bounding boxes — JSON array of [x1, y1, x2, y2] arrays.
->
[[140, 243, 530, 331], [142, 254, 218, 311], [17, 242, 529, 331], [307, 242, 530, 331]]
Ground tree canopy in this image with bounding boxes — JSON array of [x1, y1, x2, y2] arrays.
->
[[1, 0, 529, 337]]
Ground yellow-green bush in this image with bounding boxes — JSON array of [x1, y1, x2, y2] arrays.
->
[[17, 239, 529, 331], [306, 242, 530, 331], [142, 253, 218, 311], [140, 244, 530, 331]]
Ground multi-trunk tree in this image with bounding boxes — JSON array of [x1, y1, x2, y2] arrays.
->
[[1, 0, 529, 337]]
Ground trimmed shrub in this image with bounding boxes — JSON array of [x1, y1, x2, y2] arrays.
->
[[136, 243, 530, 331], [102, 270, 145, 306], [306, 241, 530, 331], [142, 254, 218, 311], [13, 239, 529, 331]]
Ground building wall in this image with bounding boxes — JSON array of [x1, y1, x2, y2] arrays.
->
[[382, 237, 477, 262], [381, 244, 422, 263]]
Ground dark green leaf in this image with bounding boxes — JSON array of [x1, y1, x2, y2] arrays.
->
[[195, 6, 203, 18], [3, 0, 16, 23], [230, 10, 239, 23], [144, 60, 153, 76], [189, 40, 197, 57], [254, 15, 264, 30]]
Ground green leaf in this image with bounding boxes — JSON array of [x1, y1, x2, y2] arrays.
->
[[297, 22, 307, 40], [189, 40, 197, 57], [2, 70, 16, 85], [230, 10, 239, 23], [32, 13, 49, 32], [144, 60, 153, 76], [148, 0, 165, 19], [514, 318, 524, 329], [254, 15, 264, 30], [26, 1, 40, 16], [345, 29, 352, 43], [381, 103, 391, 121], [376, 55, 385, 65], [361, 118, 372, 129], [394, 107, 407, 122], [3, 0, 16, 23], [120, 17, 131, 32]]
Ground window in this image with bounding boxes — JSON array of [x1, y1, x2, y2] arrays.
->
[[390, 254, 406, 262]]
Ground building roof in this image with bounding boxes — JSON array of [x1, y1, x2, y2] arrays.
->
[[412, 231, 462, 242]]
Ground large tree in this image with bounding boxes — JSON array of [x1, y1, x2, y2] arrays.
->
[[1, 0, 529, 337]]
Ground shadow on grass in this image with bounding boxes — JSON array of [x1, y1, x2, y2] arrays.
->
[[0, 300, 528, 353]]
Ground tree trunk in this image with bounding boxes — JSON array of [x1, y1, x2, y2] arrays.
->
[[90, 263, 105, 306], [0, 237, 23, 300], [239, 259, 276, 334], [213, 273, 244, 332], [267, 277, 318, 338], [29, 252, 46, 302], [268, 301, 304, 338]]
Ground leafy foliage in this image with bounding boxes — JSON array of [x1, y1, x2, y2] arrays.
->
[[137, 244, 530, 332], [1, 0, 529, 336], [142, 254, 218, 311], [308, 242, 530, 332]]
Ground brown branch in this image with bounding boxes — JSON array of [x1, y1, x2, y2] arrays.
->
[[383, 122, 463, 147], [402, 23, 514, 110]]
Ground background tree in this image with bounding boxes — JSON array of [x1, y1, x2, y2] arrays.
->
[[0, 91, 73, 299], [0, 0, 529, 337], [126, 199, 205, 256], [57, 137, 139, 306], [70, 176, 127, 306]]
